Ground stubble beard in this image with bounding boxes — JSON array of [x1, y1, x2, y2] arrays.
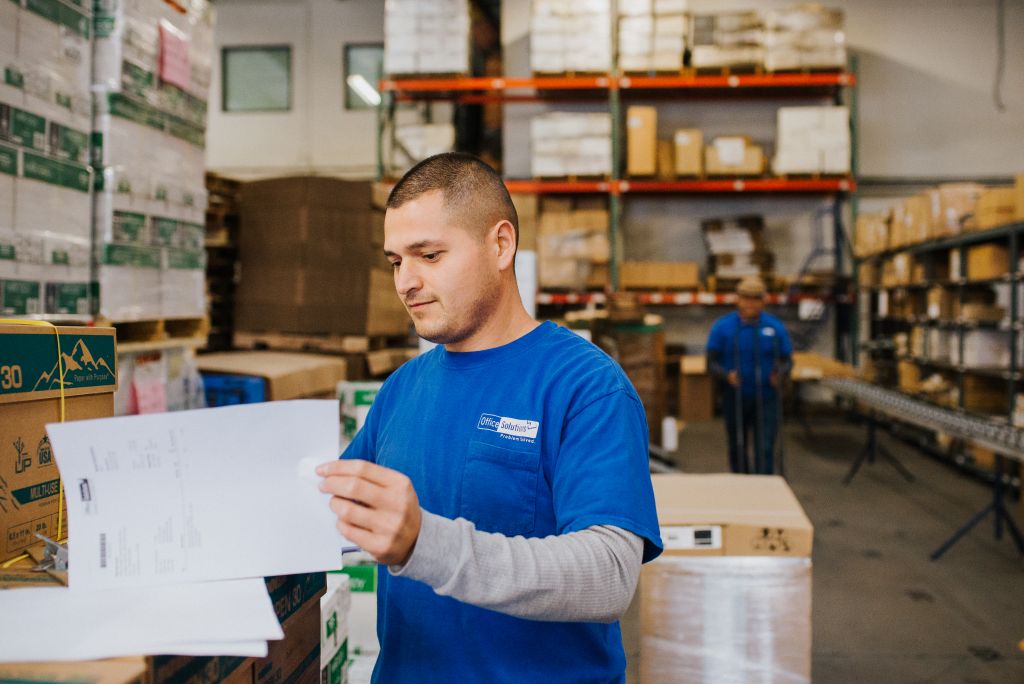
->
[[414, 277, 501, 346]]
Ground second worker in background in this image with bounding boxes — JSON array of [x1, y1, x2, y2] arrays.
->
[[707, 276, 793, 475]]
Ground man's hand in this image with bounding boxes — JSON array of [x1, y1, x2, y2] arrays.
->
[[317, 460, 422, 566], [728, 370, 740, 387], [770, 371, 780, 388]]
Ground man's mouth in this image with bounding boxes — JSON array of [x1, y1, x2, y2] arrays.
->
[[407, 300, 435, 310]]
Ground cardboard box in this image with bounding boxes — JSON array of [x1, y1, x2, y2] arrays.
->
[[196, 352, 348, 401], [961, 376, 1007, 415], [672, 128, 703, 177], [926, 286, 954, 320], [656, 140, 675, 180], [705, 140, 765, 176], [952, 330, 1010, 369], [235, 177, 410, 338], [256, 598, 322, 684], [650, 473, 813, 557], [0, 659, 149, 683], [620, 261, 700, 290], [898, 360, 920, 392], [966, 243, 1009, 281], [679, 356, 714, 422], [1015, 173, 1024, 221], [626, 106, 657, 177], [972, 187, 1016, 230], [510, 193, 538, 252], [933, 183, 984, 237], [0, 325, 117, 563]]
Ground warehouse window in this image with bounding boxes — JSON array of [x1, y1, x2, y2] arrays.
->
[[344, 43, 384, 110], [222, 46, 292, 112]]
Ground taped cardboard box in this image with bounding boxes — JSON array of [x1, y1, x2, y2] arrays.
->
[[196, 351, 348, 401], [0, 324, 117, 564]]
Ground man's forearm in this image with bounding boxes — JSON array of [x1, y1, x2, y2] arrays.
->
[[390, 510, 642, 623]]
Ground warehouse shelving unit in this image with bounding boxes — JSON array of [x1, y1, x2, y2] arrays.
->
[[378, 71, 857, 337]]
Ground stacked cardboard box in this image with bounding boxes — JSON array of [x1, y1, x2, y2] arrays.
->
[[0, 324, 117, 564], [929, 183, 985, 237], [333, 556, 381, 659], [672, 128, 703, 177], [967, 187, 1016, 231], [772, 106, 850, 175], [0, 0, 93, 316], [530, 0, 612, 74], [702, 215, 774, 282], [384, 0, 470, 75], [762, 5, 846, 72], [234, 177, 410, 339], [339, 380, 383, 450], [392, 123, 455, 172], [678, 355, 714, 422], [530, 112, 613, 178], [92, 0, 214, 321], [633, 474, 813, 682], [620, 261, 700, 290], [689, 11, 763, 71], [536, 196, 610, 290], [593, 318, 666, 443], [705, 136, 765, 176], [617, 2, 687, 73], [854, 213, 888, 258]]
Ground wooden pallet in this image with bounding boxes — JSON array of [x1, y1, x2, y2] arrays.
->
[[233, 330, 411, 355], [92, 316, 210, 353]]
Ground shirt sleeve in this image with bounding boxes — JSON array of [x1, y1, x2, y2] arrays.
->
[[706, 319, 724, 353], [391, 510, 643, 623], [552, 386, 663, 563]]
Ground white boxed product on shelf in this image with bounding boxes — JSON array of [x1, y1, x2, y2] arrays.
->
[[952, 330, 1011, 369], [530, 112, 612, 178], [384, 0, 470, 75], [531, 0, 611, 74], [654, 0, 688, 12], [618, 0, 652, 15], [772, 106, 850, 175], [655, 14, 687, 35]]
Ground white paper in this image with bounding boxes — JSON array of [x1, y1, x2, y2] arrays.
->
[[47, 400, 345, 591], [0, 578, 281, 662]]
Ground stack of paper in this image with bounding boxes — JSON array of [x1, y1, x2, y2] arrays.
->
[[0, 400, 347, 662]]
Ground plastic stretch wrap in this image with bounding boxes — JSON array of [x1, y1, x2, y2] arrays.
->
[[640, 556, 811, 683]]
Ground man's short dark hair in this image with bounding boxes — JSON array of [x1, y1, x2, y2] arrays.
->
[[387, 152, 519, 246]]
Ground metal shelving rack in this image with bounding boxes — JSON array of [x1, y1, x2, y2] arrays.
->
[[377, 71, 857, 332]]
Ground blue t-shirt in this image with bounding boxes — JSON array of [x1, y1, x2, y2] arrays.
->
[[343, 321, 663, 684], [706, 311, 793, 397]]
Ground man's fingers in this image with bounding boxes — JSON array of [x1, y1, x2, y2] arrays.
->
[[319, 474, 388, 508], [330, 496, 379, 531], [317, 459, 403, 486]]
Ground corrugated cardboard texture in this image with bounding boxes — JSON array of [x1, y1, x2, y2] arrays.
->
[[235, 176, 409, 337], [620, 261, 700, 290], [195, 352, 348, 401], [679, 355, 714, 422], [256, 599, 322, 684], [652, 473, 814, 557]]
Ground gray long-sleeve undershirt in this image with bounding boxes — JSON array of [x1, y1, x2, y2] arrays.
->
[[390, 509, 643, 623]]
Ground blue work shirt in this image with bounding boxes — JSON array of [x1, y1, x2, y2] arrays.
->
[[707, 311, 793, 397], [343, 321, 663, 684]]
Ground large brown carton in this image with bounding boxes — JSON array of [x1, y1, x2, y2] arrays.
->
[[705, 139, 765, 176], [626, 106, 657, 177], [196, 351, 348, 400], [637, 474, 813, 683], [510, 192, 539, 251], [620, 261, 700, 290], [966, 243, 1009, 281], [970, 187, 1016, 231], [673, 129, 703, 177], [235, 177, 409, 338], [0, 324, 117, 563], [679, 356, 714, 422]]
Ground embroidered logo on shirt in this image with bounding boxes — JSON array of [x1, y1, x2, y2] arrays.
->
[[477, 414, 540, 442], [762, 327, 776, 337]]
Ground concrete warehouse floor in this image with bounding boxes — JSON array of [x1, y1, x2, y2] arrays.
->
[[663, 416, 1024, 683]]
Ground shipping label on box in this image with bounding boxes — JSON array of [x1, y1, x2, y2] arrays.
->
[[0, 325, 117, 562]]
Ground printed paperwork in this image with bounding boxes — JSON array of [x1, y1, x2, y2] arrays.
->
[[0, 578, 281, 662], [46, 400, 346, 591]]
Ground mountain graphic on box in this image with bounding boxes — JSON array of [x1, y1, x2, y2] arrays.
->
[[32, 339, 115, 391]]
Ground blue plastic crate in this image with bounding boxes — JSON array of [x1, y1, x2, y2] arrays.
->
[[201, 373, 266, 406]]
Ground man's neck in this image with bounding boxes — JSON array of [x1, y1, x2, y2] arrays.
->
[[445, 290, 539, 353]]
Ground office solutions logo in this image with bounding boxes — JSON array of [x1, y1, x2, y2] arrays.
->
[[477, 414, 540, 443]]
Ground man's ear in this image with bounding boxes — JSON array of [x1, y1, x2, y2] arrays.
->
[[494, 219, 517, 270]]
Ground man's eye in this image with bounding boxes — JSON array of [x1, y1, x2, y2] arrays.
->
[[423, 253, 440, 262], [390, 261, 400, 269]]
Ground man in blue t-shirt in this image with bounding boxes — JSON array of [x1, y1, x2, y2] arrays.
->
[[706, 276, 793, 475], [316, 153, 663, 683]]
